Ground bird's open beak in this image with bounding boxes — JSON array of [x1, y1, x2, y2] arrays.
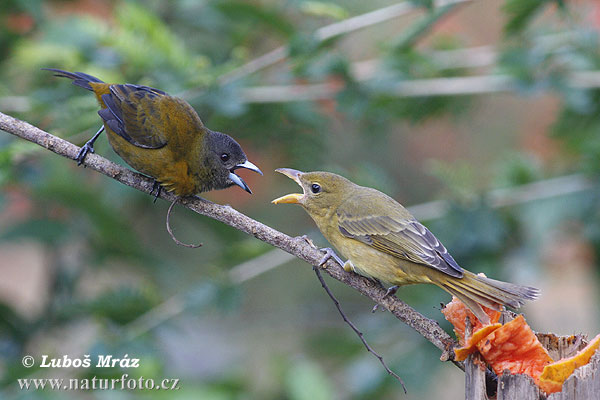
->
[[229, 160, 263, 194], [272, 168, 304, 204], [233, 160, 263, 176]]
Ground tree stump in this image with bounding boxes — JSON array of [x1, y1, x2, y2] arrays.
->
[[464, 333, 600, 400]]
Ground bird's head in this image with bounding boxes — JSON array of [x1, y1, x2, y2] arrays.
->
[[272, 169, 354, 216], [207, 130, 262, 193]]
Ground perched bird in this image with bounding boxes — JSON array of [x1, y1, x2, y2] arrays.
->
[[43, 68, 262, 196], [272, 169, 540, 323]]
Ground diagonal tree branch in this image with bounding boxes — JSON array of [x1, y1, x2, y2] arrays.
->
[[212, 0, 473, 87], [237, 71, 600, 103], [0, 110, 457, 360]]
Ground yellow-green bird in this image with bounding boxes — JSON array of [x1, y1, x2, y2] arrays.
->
[[272, 169, 540, 323]]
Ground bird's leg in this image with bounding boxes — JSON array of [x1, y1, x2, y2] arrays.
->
[[383, 285, 399, 298], [296, 235, 345, 268], [76, 125, 104, 166], [372, 285, 400, 313], [150, 180, 162, 203], [311, 264, 406, 392], [318, 247, 344, 268]]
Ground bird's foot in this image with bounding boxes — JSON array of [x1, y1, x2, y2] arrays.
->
[[76, 142, 95, 166], [76, 125, 104, 166], [383, 285, 399, 298], [296, 236, 344, 268], [318, 247, 344, 268], [372, 285, 399, 313], [150, 180, 162, 203]]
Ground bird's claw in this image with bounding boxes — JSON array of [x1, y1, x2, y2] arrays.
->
[[76, 142, 95, 166], [76, 125, 104, 166], [296, 236, 344, 268], [372, 285, 399, 313], [318, 247, 344, 268], [150, 180, 162, 203], [383, 285, 399, 298]]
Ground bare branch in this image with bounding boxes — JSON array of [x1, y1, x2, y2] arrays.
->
[[229, 248, 295, 284], [0, 110, 457, 358], [214, 0, 473, 86], [312, 265, 407, 393], [166, 197, 203, 248], [238, 71, 600, 103], [124, 296, 185, 342], [350, 30, 583, 78], [0, 96, 30, 113], [408, 173, 594, 221], [351, 46, 497, 80]]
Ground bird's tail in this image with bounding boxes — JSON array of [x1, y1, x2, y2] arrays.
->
[[42, 68, 104, 91], [436, 271, 540, 324]]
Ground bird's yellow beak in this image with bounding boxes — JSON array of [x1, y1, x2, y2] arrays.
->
[[272, 168, 304, 204]]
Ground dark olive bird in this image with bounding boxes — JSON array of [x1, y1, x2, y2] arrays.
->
[[43, 68, 262, 196], [272, 169, 540, 323]]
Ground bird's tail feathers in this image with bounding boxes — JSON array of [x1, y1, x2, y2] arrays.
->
[[437, 271, 540, 324], [42, 68, 104, 91]]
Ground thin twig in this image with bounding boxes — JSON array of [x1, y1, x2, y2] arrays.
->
[[0, 96, 30, 113], [350, 46, 496, 80], [124, 296, 185, 342], [229, 248, 295, 284], [212, 0, 472, 87], [238, 71, 600, 103], [210, 26, 578, 99], [313, 265, 407, 393], [166, 197, 203, 248]]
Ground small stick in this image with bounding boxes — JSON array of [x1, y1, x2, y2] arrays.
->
[[166, 198, 202, 248], [312, 265, 407, 393]]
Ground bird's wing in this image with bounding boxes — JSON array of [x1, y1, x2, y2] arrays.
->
[[97, 84, 173, 149], [337, 192, 463, 278]]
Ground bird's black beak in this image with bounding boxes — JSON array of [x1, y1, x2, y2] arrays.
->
[[229, 160, 263, 194]]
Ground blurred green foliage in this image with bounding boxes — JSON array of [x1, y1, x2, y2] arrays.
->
[[1, 0, 600, 399]]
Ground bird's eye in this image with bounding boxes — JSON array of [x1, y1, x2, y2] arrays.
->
[[311, 183, 321, 194], [220, 153, 230, 162]]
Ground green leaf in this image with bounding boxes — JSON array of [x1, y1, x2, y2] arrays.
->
[[388, 2, 461, 52], [215, 1, 295, 38], [59, 287, 160, 326], [285, 359, 333, 400], [494, 153, 542, 188], [299, 2, 349, 20], [1, 219, 69, 245], [431, 201, 508, 257], [114, 2, 200, 72], [503, 0, 566, 35], [0, 302, 31, 346]]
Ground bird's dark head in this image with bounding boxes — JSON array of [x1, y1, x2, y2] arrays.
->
[[206, 130, 262, 193], [272, 169, 354, 216]]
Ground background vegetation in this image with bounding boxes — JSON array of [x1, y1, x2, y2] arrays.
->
[[1, 0, 599, 399]]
